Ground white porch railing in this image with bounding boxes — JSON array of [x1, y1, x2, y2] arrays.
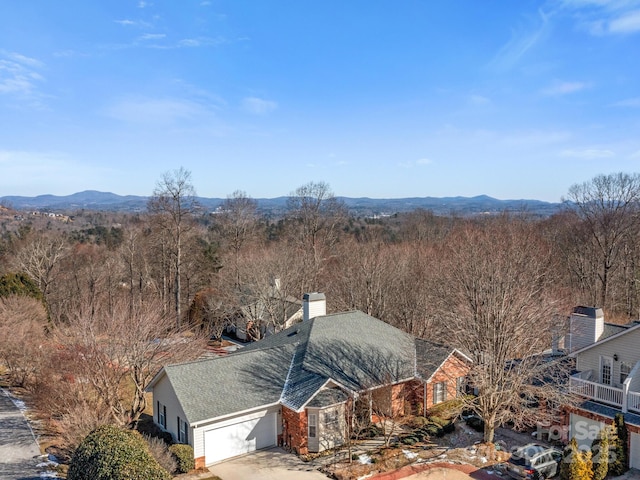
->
[[570, 376, 624, 407], [570, 373, 640, 413], [629, 391, 640, 414]]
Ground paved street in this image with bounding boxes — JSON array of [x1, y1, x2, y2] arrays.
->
[[0, 389, 42, 480]]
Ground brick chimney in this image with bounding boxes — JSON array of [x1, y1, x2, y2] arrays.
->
[[303, 292, 326, 321]]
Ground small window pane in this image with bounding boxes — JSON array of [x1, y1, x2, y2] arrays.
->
[[621, 362, 632, 384]]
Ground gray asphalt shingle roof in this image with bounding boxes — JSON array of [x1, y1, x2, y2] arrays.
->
[[161, 344, 294, 425], [155, 310, 463, 424]]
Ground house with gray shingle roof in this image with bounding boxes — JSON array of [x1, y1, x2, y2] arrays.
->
[[147, 293, 471, 468]]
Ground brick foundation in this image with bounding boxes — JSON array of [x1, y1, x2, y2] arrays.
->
[[194, 456, 205, 469]]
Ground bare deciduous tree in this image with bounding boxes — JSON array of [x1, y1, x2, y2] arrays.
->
[[215, 190, 259, 288], [286, 181, 347, 290], [12, 233, 67, 302], [53, 299, 207, 426], [148, 167, 199, 327], [565, 172, 640, 311], [438, 217, 573, 443]]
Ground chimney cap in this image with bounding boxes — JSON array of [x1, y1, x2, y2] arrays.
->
[[303, 292, 326, 301]]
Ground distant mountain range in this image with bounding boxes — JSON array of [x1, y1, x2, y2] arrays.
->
[[0, 190, 564, 217]]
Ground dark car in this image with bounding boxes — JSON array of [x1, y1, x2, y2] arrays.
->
[[506, 443, 563, 480]]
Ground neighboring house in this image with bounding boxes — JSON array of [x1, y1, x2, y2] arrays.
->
[[147, 293, 471, 468], [565, 306, 640, 469], [227, 281, 303, 341]]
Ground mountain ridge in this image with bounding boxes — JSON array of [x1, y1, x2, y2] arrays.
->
[[0, 190, 563, 217]]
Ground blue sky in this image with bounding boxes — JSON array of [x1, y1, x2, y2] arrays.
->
[[1, 1, 640, 202]]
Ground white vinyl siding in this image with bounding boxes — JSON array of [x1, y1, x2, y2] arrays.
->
[[152, 374, 188, 444], [575, 327, 640, 388], [307, 404, 346, 453]]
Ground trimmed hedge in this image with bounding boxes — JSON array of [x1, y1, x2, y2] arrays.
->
[[170, 444, 195, 474], [67, 424, 171, 480]]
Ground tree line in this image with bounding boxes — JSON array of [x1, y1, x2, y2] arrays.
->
[[2, 169, 640, 450]]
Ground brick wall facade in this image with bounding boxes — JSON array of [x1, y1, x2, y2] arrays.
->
[[282, 406, 308, 454], [194, 456, 205, 470], [425, 353, 471, 412]]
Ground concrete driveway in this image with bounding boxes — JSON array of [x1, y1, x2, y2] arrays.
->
[[208, 447, 330, 480]]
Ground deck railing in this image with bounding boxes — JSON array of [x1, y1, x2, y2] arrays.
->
[[570, 374, 640, 413], [570, 376, 624, 407]]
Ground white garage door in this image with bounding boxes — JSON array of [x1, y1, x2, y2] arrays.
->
[[570, 413, 605, 450], [204, 412, 276, 465], [631, 432, 640, 470]]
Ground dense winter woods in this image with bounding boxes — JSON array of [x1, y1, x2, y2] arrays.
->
[[1, 170, 640, 450]]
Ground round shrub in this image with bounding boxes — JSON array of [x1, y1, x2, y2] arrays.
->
[[169, 444, 195, 474], [67, 424, 171, 480]]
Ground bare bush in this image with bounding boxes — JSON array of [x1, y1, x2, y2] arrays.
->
[[145, 435, 177, 474], [0, 295, 48, 388]]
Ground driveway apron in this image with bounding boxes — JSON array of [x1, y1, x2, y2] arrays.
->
[[208, 447, 330, 480], [0, 389, 41, 480]]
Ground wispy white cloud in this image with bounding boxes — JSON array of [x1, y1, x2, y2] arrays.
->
[[609, 9, 640, 32], [139, 33, 166, 41], [138, 1, 151, 8], [560, 148, 615, 158], [611, 96, 640, 107], [541, 81, 589, 96], [104, 97, 212, 124], [558, 0, 640, 35], [242, 97, 278, 115], [488, 8, 552, 71], [0, 51, 47, 107]]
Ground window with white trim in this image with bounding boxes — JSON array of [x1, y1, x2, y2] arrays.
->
[[308, 413, 317, 438], [433, 381, 446, 404], [177, 416, 188, 444], [157, 401, 166, 429], [621, 362, 632, 384], [456, 376, 466, 397]]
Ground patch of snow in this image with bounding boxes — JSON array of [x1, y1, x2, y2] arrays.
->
[[39, 472, 58, 478], [357, 474, 375, 480], [438, 454, 447, 459], [403, 449, 418, 460], [13, 398, 27, 412], [358, 454, 372, 464], [480, 456, 488, 463]]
